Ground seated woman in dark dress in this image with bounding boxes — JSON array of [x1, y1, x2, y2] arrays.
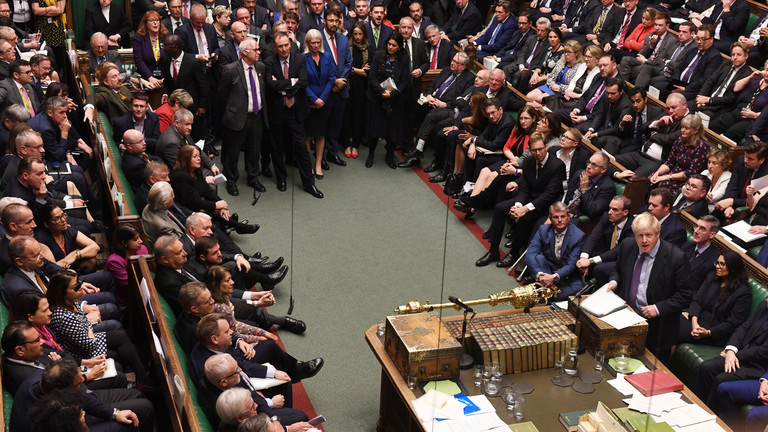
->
[[678, 250, 752, 347], [34, 203, 100, 274]]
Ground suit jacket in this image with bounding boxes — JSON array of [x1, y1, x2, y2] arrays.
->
[[403, 36, 428, 98], [443, 1, 482, 43], [474, 15, 518, 55], [121, 151, 162, 191], [1, 176, 67, 215], [155, 124, 208, 169], [142, 206, 184, 244], [162, 16, 190, 33], [218, 60, 269, 131], [516, 153, 567, 211], [133, 32, 167, 79], [564, 172, 616, 219], [641, 109, 683, 162], [726, 301, 768, 366], [475, 114, 515, 152], [304, 51, 336, 104], [617, 104, 664, 145], [426, 40, 455, 69], [160, 53, 209, 111], [174, 311, 201, 353], [414, 16, 434, 39], [0, 77, 38, 116], [424, 69, 473, 102], [2, 354, 47, 395], [153, 263, 194, 315], [525, 222, 586, 284], [366, 22, 394, 51], [697, 62, 752, 109], [497, 28, 535, 63], [672, 47, 725, 95], [300, 12, 324, 32], [249, 4, 272, 30], [724, 158, 768, 208], [598, 6, 642, 47], [639, 31, 681, 68], [112, 111, 162, 154], [680, 241, 719, 293], [83, 2, 131, 48], [175, 21, 220, 58], [687, 272, 751, 346], [610, 238, 691, 353], [86, 84, 132, 125], [28, 112, 71, 163], [88, 49, 122, 75], [571, 0, 606, 35], [589, 92, 632, 138], [583, 213, 634, 257], [702, 0, 750, 45], [660, 213, 687, 247], [322, 31, 353, 99], [264, 52, 310, 124], [0, 266, 47, 306], [672, 196, 710, 218], [514, 36, 549, 71], [189, 343, 268, 385]]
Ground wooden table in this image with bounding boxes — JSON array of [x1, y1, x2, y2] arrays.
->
[[365, 308, 733, 432]]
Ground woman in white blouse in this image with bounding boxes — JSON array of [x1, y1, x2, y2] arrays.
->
[[703, 149, 732, 212]]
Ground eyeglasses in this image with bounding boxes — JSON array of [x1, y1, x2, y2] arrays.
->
[[586, 161, 605, 168], [72, 280, 83, 292], [684, 181, 700, 190], [224, 366, 242, 380], [22, 144, 44, 150], [51, 213, 68, 223], [529, 147, 547, 153], [561, 135, 577, 143], [715, 261, 726, 268], [147, 19, 160, 23], [21, 337, 41, 345]]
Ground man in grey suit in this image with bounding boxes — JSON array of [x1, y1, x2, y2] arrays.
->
[[218, 37, 268, 197], [626, 20, 696, 90], [87, 32, 122, 76], [0, 59, 38, 117], [155, 109, 220, 177], [618, 13, 676, 84]]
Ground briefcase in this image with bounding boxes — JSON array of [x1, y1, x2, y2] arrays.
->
[[568, 297, 648, 358], [384, 313, 462, 382]]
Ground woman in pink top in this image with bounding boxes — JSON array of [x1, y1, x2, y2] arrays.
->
[[105, 224, 148, 304]]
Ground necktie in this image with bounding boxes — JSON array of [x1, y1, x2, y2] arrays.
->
[[585, 82, 606, 112], [196, 29, 208, 56], [172, 59, 178, 83], [713, 67, 736, 98], [237, 47, 241, 59], [742, 169, 755, 198], [536, 162, 543, 179], [34, 272, 46, 293], [593, 7, 608, 34], [283, 60, 294, 108], [98, 56, 105, 65], [634, 112, 644, 149], [681, 51, 702, 83], [610, 224, 619, 249], [183, 2, 188, 18], [433, 74, 456, 98], [526, 39, 543, 68], [489, 21, 501, 45], [180, 268, 197, 281], [330, 35, 338, 65], [669, 42, 685, 63], [430, 47, 437, 69], [374, 26, 380, 47], [555, 232, 564, 261], [19, 86, 34, 116], [404, 40, 411, 70], [692, 249, 700, 259], [568, 193, 582, 217], [628, 252, 648, 311], [240, 371, 256, 390], [248, 66, 260, 113], [616, 12, 632, 48], [650, 35, 663, 60], [175, 21, 181, 30], [141, 152, 149, 163]]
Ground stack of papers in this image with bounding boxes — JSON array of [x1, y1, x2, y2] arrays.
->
[[600, 309, 646, 330], [412, 388, 508, 432], [580, 287, 627, 317]]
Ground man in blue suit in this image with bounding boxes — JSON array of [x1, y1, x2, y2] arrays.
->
[[366, 2, 393, 51], [715, 371, 768, 431], [175, 3, 220, 63], [321, 8, 352, 166], [471, 2, 518, 60], [647, 187, 687, 248], [525, 202, 586, 300]]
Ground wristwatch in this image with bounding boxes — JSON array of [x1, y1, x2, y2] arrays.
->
[[270, 415, 280, 423], [111, 408, 119, 420]]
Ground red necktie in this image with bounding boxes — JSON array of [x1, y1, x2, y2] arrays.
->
[[430, 47, 437, 69], [172, 59, 178, 83], [330, 35, 338, 65], [742, 170, 755, 199], [616, 12, 632, 48]]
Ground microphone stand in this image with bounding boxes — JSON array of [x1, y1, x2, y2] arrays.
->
[[571, 278, 597, 354], [459, 307, 476, 369]]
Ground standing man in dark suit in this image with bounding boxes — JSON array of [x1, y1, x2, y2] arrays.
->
[[83, 0, 132, 48], [576, 195, 634, 284], [0, 59, 38, 118], [396, 16, 428, 157], [583, 78, 632, 137], [563, 151, 615, 222], [264, 32, 323, 198], [366, 2, 393, 51], [322, 8, 352, 167], [112, 93, 161, 154], [160, 34, 209, 142], [476, 132, 567, 267], [601, 87, 664, 156], [525, 202, 586, 299], [218, 37, 268, 196], [343, 0, 369, 34], [607, 212, 691, 361], [162, 0, 190, 33], [300, 0, 325, 31], [244, 0, 273, 31], [680, 215, 720, 293], [441, 0, 482, 45], [424, 24, 455, 70]]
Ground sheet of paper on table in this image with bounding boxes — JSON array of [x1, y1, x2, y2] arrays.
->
[[412, 389, 465, 421], [423, 380, 462, 396], [422, 412, 508, 432], [466, 395, 496, 415], [623, 392, 687, 416], [672, 418, 727, 432], [600, 308, 646, 330], [580, 286, 627, 317], [658, 403, 716, 428]]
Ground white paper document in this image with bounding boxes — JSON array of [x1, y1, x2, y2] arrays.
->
[[195, 139, 205, 150], [88, 358, 118, 380], [380, 77, 398, 91], [213, 173, 227, 184], [722, 220, 767, 243], [483, 57, 499, 70], [411, 390, 466, 421], [623, 392, 687, 416], [658, 403, 716, 427], [752, 174, 768, 191], [580, 286, 627, 317], [600, 308, 646, 330], [608, 374, 644, 397], [422, 412, 507, 432]]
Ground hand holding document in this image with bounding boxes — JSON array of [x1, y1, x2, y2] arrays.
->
[[380, 77, 398, 91]]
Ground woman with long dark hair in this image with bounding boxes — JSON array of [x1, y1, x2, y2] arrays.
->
[[344, 22, 371, 159]]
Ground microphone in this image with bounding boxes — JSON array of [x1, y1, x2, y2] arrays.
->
[[574, 278, 598, 299], [448, 296, 473, 312]]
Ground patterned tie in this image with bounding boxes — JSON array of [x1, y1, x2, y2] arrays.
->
[[248, 66, 260, 113], [593, 7, 608, 34], [585, 82, 606, 112], [649, 35, 663, 60], [433, 74, 456, 98], [141, 152, 150, 162], [374, 26, 380, 47], [555, 232, 564, 261], [610, 224, 619, 249], [283, 60, 294, 108], [616, 12, 632, 48], [196, 29, 208, 56], [183, 1, 189, 18], [35, 272, 46, 293], [19, 86, 34, 116], [628, 252, 648, 311]]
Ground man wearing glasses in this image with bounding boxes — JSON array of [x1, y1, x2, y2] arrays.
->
[[0, 58, 37, 116], [672, 174, 711, 217]]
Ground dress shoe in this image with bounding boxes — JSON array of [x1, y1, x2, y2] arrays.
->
[[261, 167, 272, 178], [226, 183, 239, 196], [233, 220, 260, 235], [344, 150, 352, 158], [248, 255, 269, 265], [505, 239, 513, 248], [475, 251, 500, 267], [505, 231, 514, 239], [249, 179, 267, 193], [277, 180, 287, 191], [429, 172, 447, 183], [365, 153, 374, 167], [482, 231, 489, 239], [497, 253, 518, 268], [252, 256, 285, 273], [321, 159, 330, 170], [404, 148, 420, 158], [424, 159, 443, 173], [519, 274, 536, 285], [281, 316, 307, 334], [251, 252, 262, 259], [397, 155, 421, 168], [327, 154, 347, 166], [292, 358, 324, 382], [262, 265, 289, 287], [453, 200, 476, 218], [385, 153, 397, 169], [315, 172, 324, 179], [305, 185, 324, 198]]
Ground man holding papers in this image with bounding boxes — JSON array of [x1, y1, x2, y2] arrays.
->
[[606, 212, 691, 361]]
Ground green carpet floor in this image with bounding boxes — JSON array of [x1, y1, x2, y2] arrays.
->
[[221, 155, 518, 431]]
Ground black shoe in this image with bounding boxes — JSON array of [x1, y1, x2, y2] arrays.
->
[[505, 231, 514, 239], [482, 231, 489, 239], [385, 153, 396, 169], [277, 180, 287, 191], [365, 154, 374, 168], [252, 256, 285, 273], [262, 265, 288, 287], [89, 221, 108, 233], [281, 316, 307, 334], [497, 253, 517, 268], [504, 239, 513, 248], [292, 358, 324, 382], [453, 200, 476, 218], [424, 159, 443, 173], [262, 167, 272, 178], [475, 251, 500, 267], [233, 220, 260, 235], [519, 274, 536, 285], [404, 148, 421, 158], [226, 183, 239, 196], [248, 255, 269, 265], [305, 185, 324, 198], [321, 159, 330, 170], [249, 179, 267, 193], [251, 252, 262, 259], [397, 155, 421, 168], [429, 172, 446, 183], [327, 154, 347, 166]]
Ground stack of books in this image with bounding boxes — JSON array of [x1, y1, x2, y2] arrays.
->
[[444, 310, 578, 374]]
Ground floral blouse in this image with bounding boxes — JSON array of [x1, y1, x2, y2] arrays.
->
[[658, 137, 709, 194], [214, 300, 266, 344]]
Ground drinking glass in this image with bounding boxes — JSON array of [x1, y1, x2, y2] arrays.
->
[[594, 350, 605, 371], [473, 365, 484, 387], [501, 386, 516, 411]]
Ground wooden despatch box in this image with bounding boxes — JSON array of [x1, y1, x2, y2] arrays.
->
[[567, 297, 648, 357], [384, 313, 463, 382]]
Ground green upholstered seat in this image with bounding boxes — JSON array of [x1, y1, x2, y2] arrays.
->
[[99, 112, 138, 216]]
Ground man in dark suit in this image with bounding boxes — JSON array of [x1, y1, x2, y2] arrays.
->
[[366, 2, 393, 51], [563, 151, 615, 222], [87, 33, 122, 76], [343, 0, 369, 34], [424, 25, 455, 70], [502, 18, 550, 86], [218, 37, 268, 196], [176, 3, 221, 61], [646, 187, 688, 247], [696, 296, 768, 405], [558, 0, 599, 36], [159, 34, 209, 139], [0, 59, 38, 118], [672, 174, 711, 218], [470, 2, 518, 60], [441, 0, 482, 45], [153, 235, 197, 315], [595, 0, 642, 53], [155, 109, 219, 176], [576, 195, 634, 284], [120, 129, 162, 191], [83, 0, 132, 48], [558, 53, 620, 127], [492, 12, 535, 69], [525, 202, 586, 299], [700, 0, 750, 54], [632, 20, 696, 90], [561, 0, 611, 44], [0, 236, 50, 307], [715, 371, 768, 430], [601, 86, 664, 156], [244, 0, 272, 31], [714, 141, 768, 219], [264, 32, 323, 198], [551, 128, 590, 185], [28, 54, 52, 104], [607, 212, 691, 360], [528, 0, 565, 22], [396, 16, 428, 157], [321, 8, 352, 166], [112, 93, 161, 154], [409, 1, 433, 39], [476, 133, 567, 267], [299, 0, 325, 31], [162, 0, 190, 33], [583, 77, 631, 137], [692, 42, 752, 116], [680, 215, 720, 293]]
